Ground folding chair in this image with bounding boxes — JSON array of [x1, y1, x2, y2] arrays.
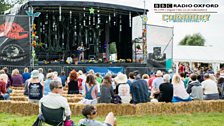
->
[[40, 103, 64, 126]]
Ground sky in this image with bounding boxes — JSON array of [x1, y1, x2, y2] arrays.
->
[[144, 0, 224, 47], [9, 0, 224, 48]]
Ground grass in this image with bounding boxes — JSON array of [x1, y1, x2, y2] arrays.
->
[[0, 113, 224, 126]]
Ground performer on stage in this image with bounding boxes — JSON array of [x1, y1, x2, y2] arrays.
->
[[77, 42, 85, 61]]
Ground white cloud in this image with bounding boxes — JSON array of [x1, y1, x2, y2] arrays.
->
[[145, 0, 224, 48]]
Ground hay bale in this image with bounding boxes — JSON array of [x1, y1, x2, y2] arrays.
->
[[67, 97, 83, 103], [11, 87, 24, 90], [10, 96, 28, 101]]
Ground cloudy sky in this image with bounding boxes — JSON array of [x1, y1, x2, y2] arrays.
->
[[144, 0, 224, 47], [12, 0, 224, 48]]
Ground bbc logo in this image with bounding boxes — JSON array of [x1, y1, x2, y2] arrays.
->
[[154, 4, 173, 8]]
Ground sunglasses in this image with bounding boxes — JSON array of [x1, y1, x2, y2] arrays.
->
[[57, 86, 63, 89], [91, 110, 97, 115]]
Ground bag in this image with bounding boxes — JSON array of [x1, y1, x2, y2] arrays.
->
[[64, 119, 74, 126], [85, 85, 94, 100], [111, 95, 122, 104]]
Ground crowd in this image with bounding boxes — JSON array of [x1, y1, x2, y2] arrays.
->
[[0, 65, 224, 125]]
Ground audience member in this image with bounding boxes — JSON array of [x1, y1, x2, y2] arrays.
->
[[11, 69, 23, 87], [22, 67, 31, 83], [217, 77, 224, 99], [84, 74, 98, 100], [186, 74, 203, 100], [38, 68, 45, 82], [2, 67, 12, 88], [67, 70, 79, 94], [158, 74, 173, 102], [53, 71, 62, 84], [98, 75, 114, 103], [0, 74, 9, 100], [130, 74, 149, 104], [151, 70, 163, 99], [60, 71, 67, 87], [148, 72, 156, 91], [39, 80, 74, 125], [127, 72, 135, 86], [78, 105, 116, 126], [172, 74, 192, 102], [28, 70, 43, 103], [201, 74, 219, 100], [114, 73, 131, 103], [44, 72, 54, 95]]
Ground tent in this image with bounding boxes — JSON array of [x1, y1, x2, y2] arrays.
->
[[173, 46, 224, 73]]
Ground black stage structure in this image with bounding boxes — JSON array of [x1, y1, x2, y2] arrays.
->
[[21, 1, 147, 63]]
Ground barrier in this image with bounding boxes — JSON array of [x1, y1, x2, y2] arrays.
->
[[0, 101, 224, 116], [0, 65, 168, 76]]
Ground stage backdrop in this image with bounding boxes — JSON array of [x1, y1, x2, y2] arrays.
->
[[0, 15, 30, 66], [147, 24, 173, 70]]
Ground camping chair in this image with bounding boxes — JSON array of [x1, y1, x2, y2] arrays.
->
[[40, 103, 64, 126]]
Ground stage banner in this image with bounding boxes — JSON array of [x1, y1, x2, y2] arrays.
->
[[0, 15, 30, 66], [147, 24, 173, 70], [86, 66, 124, 76]]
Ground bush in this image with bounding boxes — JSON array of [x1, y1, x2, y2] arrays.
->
[[109, 42, 117, 54]]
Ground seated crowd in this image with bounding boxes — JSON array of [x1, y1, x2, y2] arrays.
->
[[0, 66, 224, 125]]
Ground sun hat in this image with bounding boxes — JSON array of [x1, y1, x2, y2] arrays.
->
[[114, 73, 128, 84], [31, 70, 39, 78], [78, 70, 83, 75], [156, 70, 163, 77]]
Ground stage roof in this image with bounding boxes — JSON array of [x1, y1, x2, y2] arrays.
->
[[28, 0, 147, 16]]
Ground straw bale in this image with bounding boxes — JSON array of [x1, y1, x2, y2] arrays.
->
[[67, 97, 83, 103], [1, 100, 224, 116], [10, 96, 28, 101], [11, 87, 24, 90], [70, 103, 85, 116], [10, 93, 24, 96], [12, 90, 25, 93]]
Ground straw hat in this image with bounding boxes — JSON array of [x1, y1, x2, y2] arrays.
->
[[114, 73, 127, 84], [31, 70, 39, 78], [156, 70, 163, 77], [78, 70, 83, 75]]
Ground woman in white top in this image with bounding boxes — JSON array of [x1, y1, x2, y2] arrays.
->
[[172, 74, 191, 102], [115, 73, 131, 103]]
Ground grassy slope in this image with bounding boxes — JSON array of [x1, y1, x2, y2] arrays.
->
[[0, 113, 224, 126]]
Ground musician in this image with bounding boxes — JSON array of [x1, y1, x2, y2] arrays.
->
[[77, 42, 85, 61]]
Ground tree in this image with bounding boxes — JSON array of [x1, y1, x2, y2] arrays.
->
[[0, 0, 11, 14], [179, 33, 205, 46]]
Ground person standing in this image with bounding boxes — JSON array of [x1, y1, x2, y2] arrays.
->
[[77, 42, 85, 61]]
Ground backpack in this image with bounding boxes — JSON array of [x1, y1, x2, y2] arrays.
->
[[111, 94, 122, 104], [85, 84, 94, 100], [220, 82, 224, 99]]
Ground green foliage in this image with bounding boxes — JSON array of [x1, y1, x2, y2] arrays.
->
[[1, 113, 224, 126], [109, 42, 117, 54], [0, 0, 11, 14], [179, 33, 205, 46]]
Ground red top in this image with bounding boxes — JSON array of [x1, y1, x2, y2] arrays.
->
[[148, 76, 156, 90], [0, 80, 7, 94]]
